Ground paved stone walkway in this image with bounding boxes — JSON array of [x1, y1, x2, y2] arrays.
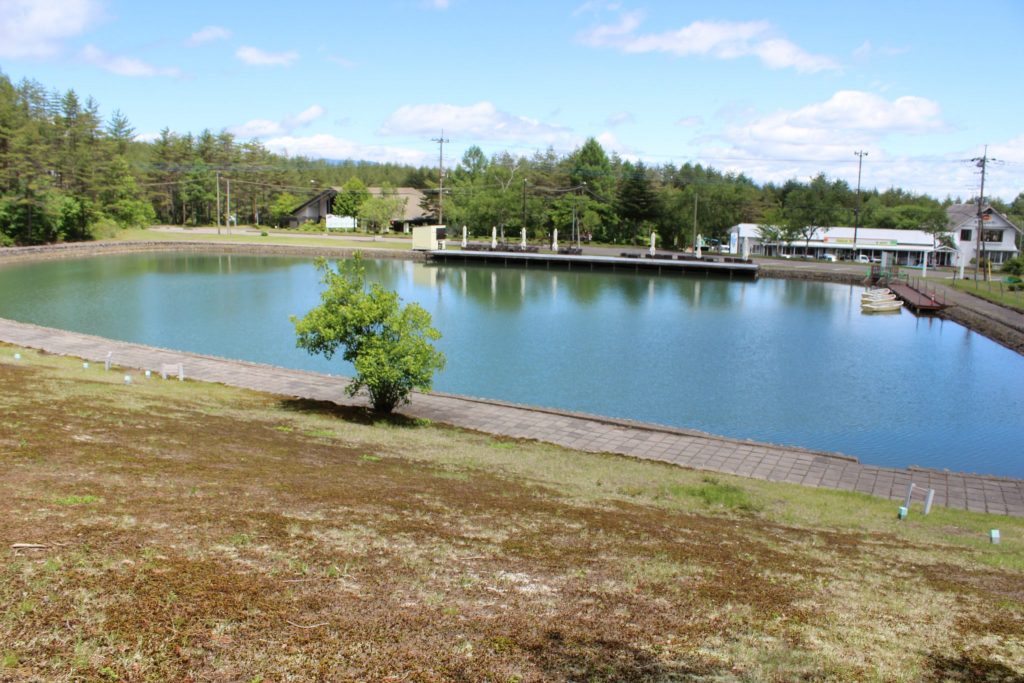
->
[[2, 317, 1022, 518]]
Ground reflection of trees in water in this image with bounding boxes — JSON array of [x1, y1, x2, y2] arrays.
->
[[778, 279, 832, 310], [419, 262, 747, 312], [427, 263, 621, 312], [660, 275, 740, 310], [144, 253, 307, 276], [358, 258, 407, 290], [1, 252, 307, 295]]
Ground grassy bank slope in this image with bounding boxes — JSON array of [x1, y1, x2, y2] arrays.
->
[[1, 347, 1021, 681]]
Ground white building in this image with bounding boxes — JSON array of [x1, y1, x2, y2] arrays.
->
[[728, 203, 1020, 267], [728, 224, 943, 265], [946, 204, 1021, 266]]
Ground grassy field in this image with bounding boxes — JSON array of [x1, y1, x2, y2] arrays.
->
[[1, 345, 1022, 682], [107, 227, 412, 251], [951, 278, 1024, 312]]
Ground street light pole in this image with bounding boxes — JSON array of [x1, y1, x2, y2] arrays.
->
[[853, 150, 867, 260]]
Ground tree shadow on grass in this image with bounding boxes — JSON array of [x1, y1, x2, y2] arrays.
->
[[277, 397, 431, 428], [925, 652, 1023, 682], [519, 629, 722, 682]]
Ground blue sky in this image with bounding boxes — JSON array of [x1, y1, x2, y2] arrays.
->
[[2, 0, 1023, 200]]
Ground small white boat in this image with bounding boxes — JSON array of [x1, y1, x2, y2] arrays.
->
[[862, 292, 896, 302], [862, 287, 891, 297], [862, 299, 904, 312]]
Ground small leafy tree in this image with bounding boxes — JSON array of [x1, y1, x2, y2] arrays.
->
[[292, 255, 446, 413], [757, 208, 785, 253], [332, 177, 369, 218], [358, 185, 406, 233], [269, 192, 299, 226], [1002, 255, 1024, 276]]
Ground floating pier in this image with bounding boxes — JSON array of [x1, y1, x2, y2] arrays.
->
[[427, 249, 759, 278], [887, 282, 947, 313]]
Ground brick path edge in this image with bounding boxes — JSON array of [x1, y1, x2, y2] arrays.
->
[[1, 316, 1022, 519]]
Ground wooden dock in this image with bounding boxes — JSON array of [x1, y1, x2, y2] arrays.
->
[[427, 249, 759, 279], [888, 282, 946, 313]]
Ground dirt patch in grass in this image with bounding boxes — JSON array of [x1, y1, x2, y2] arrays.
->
[[1, 351, 1022, 680]]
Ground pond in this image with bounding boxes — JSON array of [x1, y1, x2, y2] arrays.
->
[[1, 251, 1021, 478]]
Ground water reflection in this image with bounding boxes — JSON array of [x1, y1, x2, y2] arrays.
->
[[1, 252, 1022, 478], [420, 262, 754, 313]]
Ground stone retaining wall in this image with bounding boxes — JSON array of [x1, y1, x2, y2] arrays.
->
[[0, 240, 425, 264], [939, 306, 1024, 354], [757, 267, 867, 285]]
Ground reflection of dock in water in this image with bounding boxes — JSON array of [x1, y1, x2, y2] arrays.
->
[[427, 249, 759, 279]]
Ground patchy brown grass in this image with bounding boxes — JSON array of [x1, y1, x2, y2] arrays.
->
[[1, 347, 1022, 682]]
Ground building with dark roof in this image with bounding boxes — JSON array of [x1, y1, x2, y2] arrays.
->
[[286, 187, 430, 230]]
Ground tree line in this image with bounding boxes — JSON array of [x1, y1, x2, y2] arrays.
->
[[2, 72, 1021, 247]]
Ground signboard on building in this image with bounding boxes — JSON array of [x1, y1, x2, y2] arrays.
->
[[827, 237, 898, 246]]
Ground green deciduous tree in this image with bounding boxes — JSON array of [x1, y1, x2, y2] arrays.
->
[[292, 256, 446, 413], [358, 185, 406, 233], [269, 192, 299, 226], [757, 207, 786, 249], [332, 176, 369, 218]]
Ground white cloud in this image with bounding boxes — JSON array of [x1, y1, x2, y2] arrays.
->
[[230, 119, 286, 138], [580, 16, 839, 73], [80, 44, 181, 77], [682, 91, 998, 201], [776, 91, 940, 136], [229, 104, 327, 138], [235, 46, 298, 66], [675, 115, 703, 127], [379, 101, 575, 145], [579, 10, 644, 47], [424, 0, 450, 8], [853, 40, 909, 60], [716, 90, 945, 162], [289, 105, 326, 127], [264, 134, 427, 165], [0, 0, 103, 58], [985, 136, 1024, 200], [572, 2, 623, 17], [683, 140, 1024, 204], [326, 54, 356, 68], [606, 111, 634, 127], [188, 25, 231, 46], [595, 131, 638, 159]]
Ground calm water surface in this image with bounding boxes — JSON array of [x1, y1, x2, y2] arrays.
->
[[1, 252, 1021, 477]]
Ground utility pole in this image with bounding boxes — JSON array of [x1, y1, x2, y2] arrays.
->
[[215, 171, 221, 234], [692, 194, 699, 252], [226, 178, 231, 236], [971, 146, 996, 281], [853, 151, 867, 260], [431, 130, 449, 225]]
